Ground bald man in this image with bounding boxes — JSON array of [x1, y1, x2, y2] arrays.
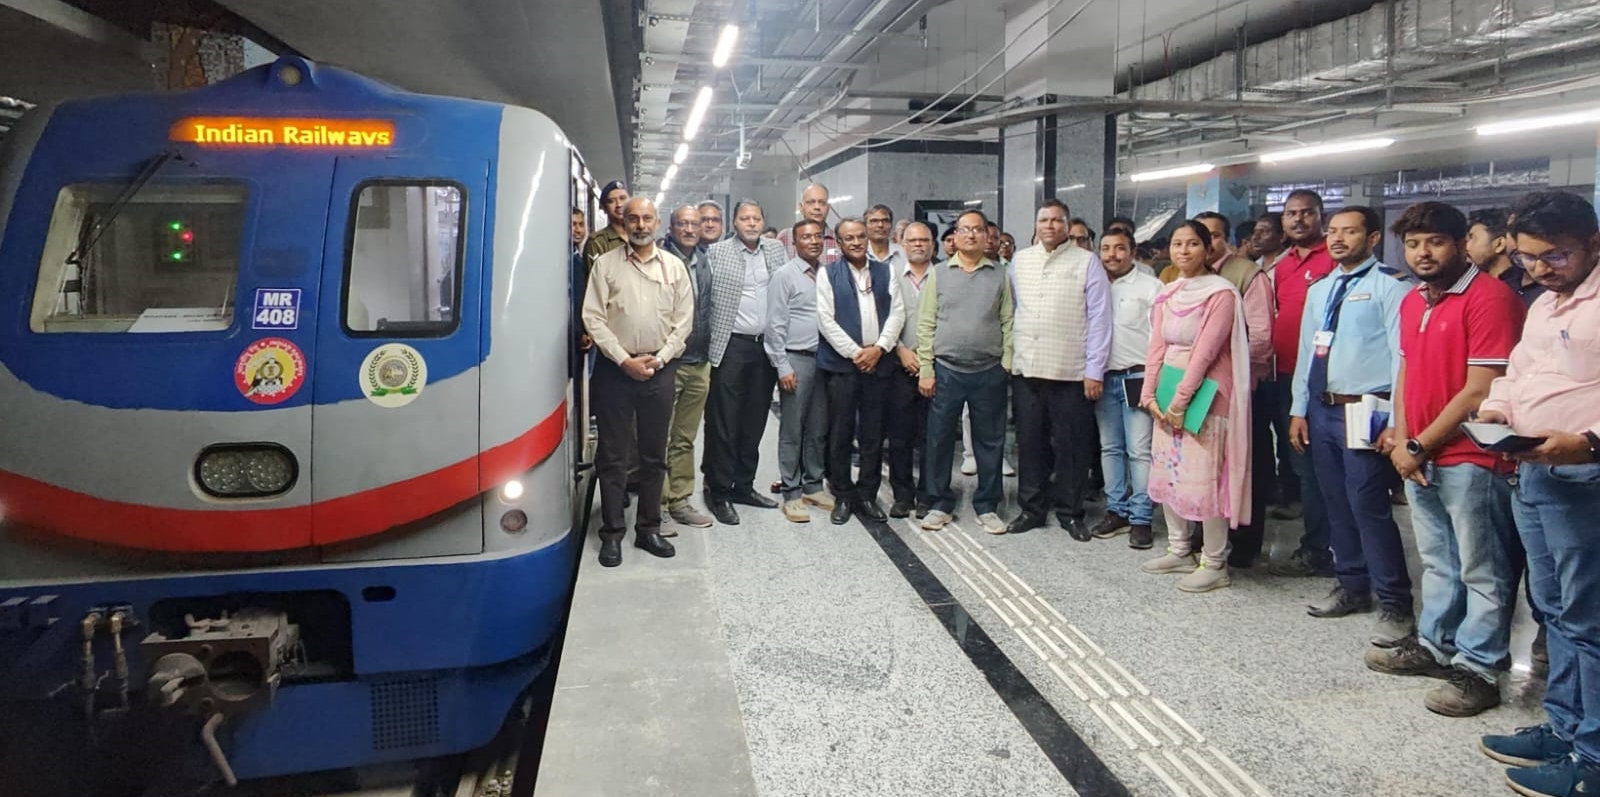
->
[[583, 198, 694, 567], [777, 183, 842, 267]]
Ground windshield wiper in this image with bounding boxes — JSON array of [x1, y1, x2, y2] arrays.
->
[[66, 149, 182, 267]]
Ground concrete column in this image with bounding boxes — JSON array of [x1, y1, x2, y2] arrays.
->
[[1185, 166, 1250, 222]]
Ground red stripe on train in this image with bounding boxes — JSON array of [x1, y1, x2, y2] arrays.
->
[[0, 403, 566, 552]]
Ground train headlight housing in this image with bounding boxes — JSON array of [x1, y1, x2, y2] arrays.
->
[[196, 445, 298, 498]]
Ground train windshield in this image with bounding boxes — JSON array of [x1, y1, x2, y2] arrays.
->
[[30, 183, 247, 333]]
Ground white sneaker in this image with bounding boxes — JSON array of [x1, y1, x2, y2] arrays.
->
[[960, 455, 977, 476], [978, 512, 1006, 534], [921, 510, 952, 530], [1141, 551, 1199, 574], [1002, 459, 1016, 477]]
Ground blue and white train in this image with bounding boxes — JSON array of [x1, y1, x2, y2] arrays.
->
[[0, 55, 589, 791]]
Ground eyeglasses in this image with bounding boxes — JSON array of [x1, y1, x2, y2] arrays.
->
[[956, 226, 985, 236], [1513, 250, 1580, 270], [795, 233, 825, 242]]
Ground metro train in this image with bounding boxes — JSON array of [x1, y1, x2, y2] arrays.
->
[[0, 55, 592, 792]]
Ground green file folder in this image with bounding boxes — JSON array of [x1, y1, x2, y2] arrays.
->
[[1155, 363, 1219, 435]]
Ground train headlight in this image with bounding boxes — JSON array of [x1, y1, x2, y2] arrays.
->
[[196, 445, 298, 498], [501, 480, 524, 502]]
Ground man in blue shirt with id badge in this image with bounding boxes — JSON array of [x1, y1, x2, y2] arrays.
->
[[1289, 206, 1416, 647]]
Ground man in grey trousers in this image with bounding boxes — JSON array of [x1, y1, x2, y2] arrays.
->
[[766, 219, 836, 521]]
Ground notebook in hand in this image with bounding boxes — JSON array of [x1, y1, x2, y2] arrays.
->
[[1155, 364, 1218, 435]]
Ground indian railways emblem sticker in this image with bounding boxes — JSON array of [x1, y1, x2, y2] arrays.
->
[[234, 337, 306, 405], [359, 343, 428, 408]]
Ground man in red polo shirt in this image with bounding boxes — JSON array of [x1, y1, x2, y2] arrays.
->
[[1268, 189, 1340, 576], [1369, 201, 1524, 718]]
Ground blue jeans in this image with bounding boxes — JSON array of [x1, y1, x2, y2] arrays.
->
[[1093, 372, 1153, 525], [1515, 461, 1600, 766], [1408, 462, 1517, 680], [1307, 399, 1413, 612], [1274, 376, 1331, 560], [923, 362, 1008, 515]]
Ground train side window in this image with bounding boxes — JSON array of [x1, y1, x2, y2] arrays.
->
[[29, 183, 246, 333], [344, 182, 463, 336]]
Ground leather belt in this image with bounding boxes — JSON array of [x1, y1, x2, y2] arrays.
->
[[1320, 391, 1389, 405], [786, 349, 816, 357], [1104, 366, 1145, 378], [730, 332, 764, 343]]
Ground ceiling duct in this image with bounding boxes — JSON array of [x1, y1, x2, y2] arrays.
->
[[1129, 0, 1600, 105]]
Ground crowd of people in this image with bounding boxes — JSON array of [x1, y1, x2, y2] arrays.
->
[[573, 178, 1600, 797]]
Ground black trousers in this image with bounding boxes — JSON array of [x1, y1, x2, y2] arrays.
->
[[886, 370, 928, 504], [1228, 381, 1273, 566], [1013, 376, 1095, 519], [824, 369, 889, 502], [593, 357, 677, 535], [703, 334, 776, 498]]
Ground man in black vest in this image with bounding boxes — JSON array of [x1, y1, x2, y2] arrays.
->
[[816, 218, 907, 524]]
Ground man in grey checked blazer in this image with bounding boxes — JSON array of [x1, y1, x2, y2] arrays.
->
[[701, 199, 789, 524]]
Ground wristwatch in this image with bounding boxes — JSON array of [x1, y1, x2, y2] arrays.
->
[[1584, 431, 1600, 463], [1406, 438, 1426, 458]]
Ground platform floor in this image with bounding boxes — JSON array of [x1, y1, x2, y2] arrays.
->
[[535, 410, 1544, 797]]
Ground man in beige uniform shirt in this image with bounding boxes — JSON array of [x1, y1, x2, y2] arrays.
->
[[582, 198, 694, 568]]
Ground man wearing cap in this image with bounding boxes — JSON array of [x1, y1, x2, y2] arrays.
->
[[583, 181, 629, 271]]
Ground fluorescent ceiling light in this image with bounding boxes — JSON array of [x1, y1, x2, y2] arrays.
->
[[1477, 108, 1600, 137], [963, 199, 983, 206], [661, 177, 672, 192], [683, 86, 714, 141], [712, 24, 740, 68], [1033, 176, 1044, 182], [665, 164, 679, 181], [1059, 183, 1087, 192], [654, 192, 664, 206], [673, 143, 689, 165], [827, 195, 853, 204], [1258, 137, 1393, 164], [1129, 163, 1215, 183]]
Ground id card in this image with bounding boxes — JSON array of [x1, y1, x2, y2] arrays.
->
[[1313, 330, 1334, 358]]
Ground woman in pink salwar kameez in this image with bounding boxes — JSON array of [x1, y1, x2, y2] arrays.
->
[[1137, 220, 1253, 593]]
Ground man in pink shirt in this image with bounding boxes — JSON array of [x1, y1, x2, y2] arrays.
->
[[1268, 190, 1339, 577], [1477, 191, 1600, 797]]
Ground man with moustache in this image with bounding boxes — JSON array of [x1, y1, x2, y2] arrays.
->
[[778, 184, 841, 266], [865, 204, 908, 271], [1366, 202, 1524, 718], [887, 221, 937, 518], [702, 200, 787, 524], [583, 181, 630, 270], [1093, 227, 1163, 549], [1477, 191, 1600, 797], [582, 198, 693, 567], [659, 205, 717, 529], [1289, 206, 1415, 647], [1252, 211, 1299, 513], [1469, 207, 1547, 308], [940, 226, 957, 262], [766, 219, 836, 522], [697, 200, 726, 247], [817, 218, 906, 524], [1270, 190, 1340, 578]]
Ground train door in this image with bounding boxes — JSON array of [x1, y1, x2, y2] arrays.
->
[[309, 157, 488, 548]]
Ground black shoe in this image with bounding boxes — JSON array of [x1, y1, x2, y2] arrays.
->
[[1005, 513, 1046, 535], [598, 531, 624, 567], [729, 488, 778, 509], [1307, 586, 1375, 618], [634, 531, 676, 558], [856, 499, 886, 522], [889, 499, 913, 518], [622, 492, 631, 509], [708, 499, 740, 525], [914, 502, 931, 519], [830, 500, 853, 525], [1269, 548, 1334, 577], [1059, 515, 1092, 542], [1128, 524, 1154, 549]]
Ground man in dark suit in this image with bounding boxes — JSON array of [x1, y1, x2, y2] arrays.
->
[[701, 199, 788, 524]]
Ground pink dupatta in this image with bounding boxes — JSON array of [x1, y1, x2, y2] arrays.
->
[[1152, 274, 1254, 527]]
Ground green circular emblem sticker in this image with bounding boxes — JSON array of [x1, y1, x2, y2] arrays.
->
[[359, 343, 427, 408]]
